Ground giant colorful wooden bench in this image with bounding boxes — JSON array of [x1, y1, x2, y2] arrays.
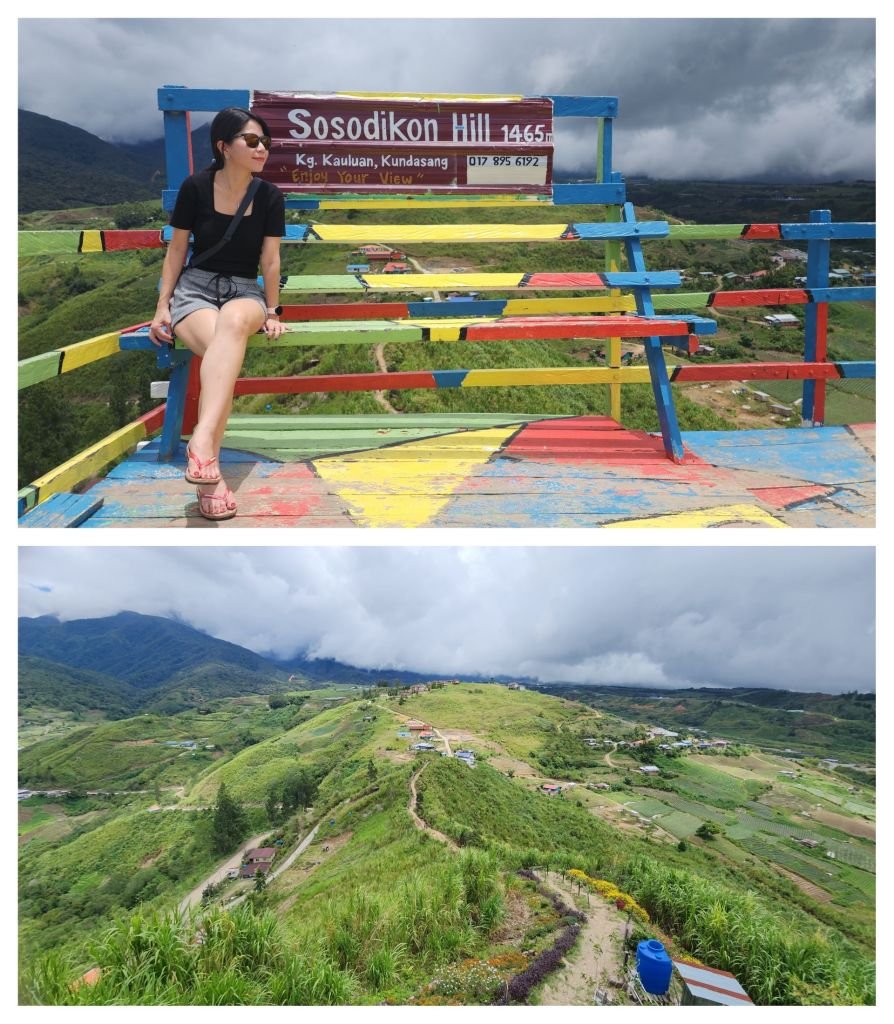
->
[[17, 87, 876, 526]]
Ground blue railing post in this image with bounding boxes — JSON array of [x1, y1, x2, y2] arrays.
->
[[802, 209, 832, 424], [157, 350, 193, 461], [622, 203, 685, 463]]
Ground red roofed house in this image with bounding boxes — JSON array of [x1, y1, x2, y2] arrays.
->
[[406, 720, 429, 731], [241, 847, 276, 878]]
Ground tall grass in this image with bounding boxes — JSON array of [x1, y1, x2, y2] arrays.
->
[[616, 855, 875, 1005], [20, 906, 356, 1006]]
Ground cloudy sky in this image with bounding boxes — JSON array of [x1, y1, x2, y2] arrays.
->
[[17, 16, 875, 180], [18, 546, 875, 694]]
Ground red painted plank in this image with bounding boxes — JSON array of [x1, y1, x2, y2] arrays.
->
[[282, 302, 410, 321], [136, 405, 166, 433], [103, 230, 164, 251], [748, 484, 833, 509], [504, 418, 710, 470], [710, 289, 810, 307], [741, 224, 782, 240], [233, 371, 437, 395], [671, 362, 841, 382], [467, 315, 690, 340], [523, 273, 607, 288]]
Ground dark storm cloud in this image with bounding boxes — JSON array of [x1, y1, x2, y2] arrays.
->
[[18, 547, 875, 694], [18, 17, 874, 179]]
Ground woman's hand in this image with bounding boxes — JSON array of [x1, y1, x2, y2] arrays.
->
[[149, 305, 174, 347], [263, 316, 287, 340]]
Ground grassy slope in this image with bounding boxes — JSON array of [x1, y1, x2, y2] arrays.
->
[[19, 683, 876, 1004]]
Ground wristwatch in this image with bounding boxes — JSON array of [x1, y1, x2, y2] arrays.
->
[[266, 305, 283, 317]]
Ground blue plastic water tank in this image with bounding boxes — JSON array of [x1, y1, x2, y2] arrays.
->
[[636, 939, 672, 995]]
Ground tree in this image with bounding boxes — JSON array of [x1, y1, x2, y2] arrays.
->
[[366, 759, 377, 783], [695, 822, 722, 841], [265, 785, 281, 825], [211, 783, 248, 855]]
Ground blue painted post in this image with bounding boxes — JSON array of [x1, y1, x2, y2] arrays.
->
[[802, 209, 832, 424], [157, 351, 193, 461], [622, 203, 685, 462], [160, 86, 193, 192]]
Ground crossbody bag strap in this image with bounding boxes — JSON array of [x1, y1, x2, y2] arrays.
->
[[188, 176, 263, 270]]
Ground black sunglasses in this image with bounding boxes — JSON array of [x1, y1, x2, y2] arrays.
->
[[233, 132, 272, 150]]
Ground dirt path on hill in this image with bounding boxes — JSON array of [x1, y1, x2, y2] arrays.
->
[[408, 765, 459, 850], [369, 255, 439, 414], [604, 744, 619, 768], [372, 344, 400, 414], [535, 873, 628, 1005]]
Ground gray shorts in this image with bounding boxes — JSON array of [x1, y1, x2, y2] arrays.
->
[[170, 266, 267, 328]]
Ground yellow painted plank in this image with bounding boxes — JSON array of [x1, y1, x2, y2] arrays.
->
[[504, 297, 636, 314], [331, 91, 525, 102], [604, 503, 789, 529], [29, 422, 146, 504], [59, 331, 121, 373], [313, 224, 568, 243], [317, 197, 545, 209], [404, 318, 487, 330], [364, 273, 524, 291], [79, 230, 103, 253], [462, 367, 652, 387], [313, 426, 518, 527]]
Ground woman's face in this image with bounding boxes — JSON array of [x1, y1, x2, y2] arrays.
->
[[220, 119, 270, 173]]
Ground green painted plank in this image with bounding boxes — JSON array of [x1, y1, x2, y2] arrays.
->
[[223, 428, 463, 460], [652, 293, 712, 310], [19, 351, 62, 390], [667, 225, 746, 240], [282, 275, 367, 291], [245, 325, 424, 348], [19, 231, 82, 256]]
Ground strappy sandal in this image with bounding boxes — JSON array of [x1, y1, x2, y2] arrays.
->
[[196, 487, 237, 521], [185, 442, 221, 485]]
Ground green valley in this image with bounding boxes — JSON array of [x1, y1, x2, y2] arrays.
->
[[19, 675, 875, 1006]]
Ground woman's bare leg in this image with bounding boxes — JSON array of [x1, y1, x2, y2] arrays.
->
[[174, 301, 265, 514]]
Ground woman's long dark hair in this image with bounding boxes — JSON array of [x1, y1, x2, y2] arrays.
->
[[209, 108, 272, 169]]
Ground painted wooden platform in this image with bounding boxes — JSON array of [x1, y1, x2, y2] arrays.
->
[[44, 415, 873, 529]]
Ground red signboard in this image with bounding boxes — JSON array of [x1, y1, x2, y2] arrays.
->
[[251, 91, 554, 194]]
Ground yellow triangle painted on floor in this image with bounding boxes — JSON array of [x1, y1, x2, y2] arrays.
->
[[605, 503, 788, 529], [313, 426, 520, 527]]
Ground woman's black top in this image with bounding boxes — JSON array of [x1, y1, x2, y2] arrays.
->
[[170, 168, 285, 278]]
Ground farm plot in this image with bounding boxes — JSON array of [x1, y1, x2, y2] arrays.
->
[[735, 835, 867, 907], [625, 796, 676, 817], [652, 810, 703, 839], [790, 781, 875, 816], [670, 762, 754, 807], [655, 791, 734, 825]]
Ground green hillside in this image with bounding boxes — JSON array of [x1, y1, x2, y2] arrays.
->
[[19, 682, 875, 1005]]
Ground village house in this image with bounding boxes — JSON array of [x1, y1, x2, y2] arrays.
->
[[405, 720, 428, 731], [594, 782, 611, 790], [240, 848, 276, 878], [542, 784, 563, 796], [639, 765, 661, 775], [412, 742, 435, 751]]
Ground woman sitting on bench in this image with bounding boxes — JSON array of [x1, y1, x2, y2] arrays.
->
[[149, 107, 286, 520]]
